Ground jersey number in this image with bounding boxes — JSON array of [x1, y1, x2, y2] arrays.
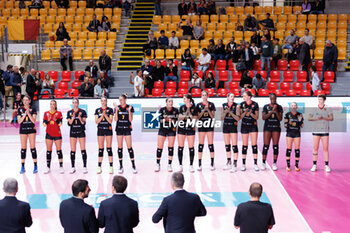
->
[[122, 115, 125, 120]]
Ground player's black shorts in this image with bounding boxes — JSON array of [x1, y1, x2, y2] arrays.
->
[[241, 124, 258, 134], [70, 131, 86, 138], [45, 133, 62, 141], [116, 128, 132, 136], [178, 128, 196, 136], [158, 128, 176, 137], [312, 133, 329, 137], [19, 128, 36, 135], [223, 125, 238, 134], [263, 126, 281, 133], [97, 128, 113, 136], [198, 127, 214, 132], [286, 131, 301, 138]]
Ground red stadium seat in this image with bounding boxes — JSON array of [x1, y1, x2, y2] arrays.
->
[[216, 82, 227, 89], [177, 88, 188, 97], [297, 71, 308, 82], [166, 81, 177, 89], [205, 88, 215, 97], [280, 82, 291, 93], [173, 60, 179, 67], [258, 89, 269, 96], [152, 88, 163, 97], [54, 89, 65, 98], [149, 60, 156, 67], [257, 71, 267, 81], [293, 82, 304, 94], [300, 90, 311, 96], [219, 71, 229, 81], [194, 60, 199, 69], [323, 71, 335, 83], [180, 70, 191, 81], [289, 60, 300, 71], [165, 88, 176, 97], [229, 82, 239, 91], [191, 88, 202, 97], [306, 82, 312, 91], [232, 89, 241, 96], [41, 90, 50, 99], [71, 81, 81, 89], [178, 81, 189, 89], [160, 60, 167, 67], [39, 71, 45, 80], [313, 90, 326, 96], [273, 89, 283, 96], [277, 60, 288, 71], [247, 71, 254, 78], [216, 60, 226, 71], [285, 89, 297, 96], [315, 60, 323, 71], [68, 89, 79, 98], [245, 88, 256, 96], [74, 70, 84, 81], [321, 82, 331, 95], [270, 71, 280, 82], [283, 71, 294, 82], [208, 60, 215, 70], [154, 81, 164, 89], [267, 82, 278, 92], [217, 88, 229, 97], [48, 71, 58, 82], [253, 60, 261, 71], [58, 82, 68, 91], [61, 71, 71, 82], [194, 70, 204, 78], [231, 71, 242, 81], [228, 61, 235, 71]]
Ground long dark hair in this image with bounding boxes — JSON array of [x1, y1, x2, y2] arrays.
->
[[184, 94, 195, 106]]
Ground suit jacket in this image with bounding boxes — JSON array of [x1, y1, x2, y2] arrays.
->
[[59, 197, 99, 233], [152, 190, 207, 233], [85, 65, 99, 78], [0, 196, 33, 233], [98, 194, 139, 233], [99, 55, 112, 71], [299, 43, 311, 65], [26, 74, 36, 95], [241, 48, 254, 62]]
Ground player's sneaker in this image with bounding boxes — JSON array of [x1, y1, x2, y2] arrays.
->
[[261, 163, 266, 171], [241, 164, 246, 171], [325, 165, 331, 173], [167, 164, 173, 172], [197, 165, 202, 171], [20, 166, 25, 174], [272, 163, 278, 171], [230, 165, 237, 173], [154, 164, 160, 172], [109, 166, 114, 174], [33, 166, 38, 174], [310, 165, 317, 172], [286, 167, 291, 172], [178, 165, 183, 172], [295, 166, 300, 172], [223, 162, 231, 170], [210, 164, 215, 171], [59, 167, 65, 174], [254, 164, 260, 172], [96, 166, 102, 174], [44, 167, 50, 174], [82, 167, 88, 174], [189, 165, 195, 173], [132, 167, 138, 174], [118, 167, 124, 174], [69, 168, 76, 174]]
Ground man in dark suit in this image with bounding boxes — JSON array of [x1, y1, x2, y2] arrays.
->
[[59, 179, 99, 233], [87, 14, 101, 32], [85, 60, 99, 78], [152, 172, 207, 233], [26, 69, 37, 101], [0, 178, 33, 232], [98, 175, 139, 233], [241, 42, 254, 71], [299, 38, 311, 72], [99, 50, 112, 80]]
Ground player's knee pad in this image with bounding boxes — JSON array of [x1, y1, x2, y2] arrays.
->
[[198, 144, 204, 152], [81, 150, 87, 160], [273, 145, 279, 155], [107, 147, 113, 157], [157, 148, 163, 158], [117, 148, 123, 157], [98, 148, 104, 157], [232, 145, 239, 153], [262, 145, 269, 155], [189, 147, 195, 156], [46, 151, 52, 160], [252, 145, 258, 154], [57, 150, 63, 159], [208, 144, 214, 152], [128, 148, 134, 159], [21, 149, 26, 159], [295, 149, 300, 158], [168, 147, 174, 156], [70, 151, 76, 160], [30, 148, 37, 159], [242, 145, 248, 155], [225, 144, 231, 152], [286, 149, 292, 158]]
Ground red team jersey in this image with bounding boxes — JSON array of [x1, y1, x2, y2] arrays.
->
[[43, 110, 63, 137]]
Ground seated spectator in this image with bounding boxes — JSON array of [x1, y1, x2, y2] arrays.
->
[[187, 0, 197, 15], [123, 0, 131, 17], [311, 0, 325, 14], [282, 29, 298, 50], [181, 48, 195, 71], [310, 65, 321, 95], [225, 37, 237, 67], [143, 71, 153, 95], [206, 0, 216, 15], [143, 31, 158, 54], [29, 0, 43, 8], [204, 71, 216, 89], [214, 39, 226, 62], [98, 16, 117, 32], [79, 76, 94, 97], [193, 20, 204, 41], [100, 71, 110, 91], [85, 60, 98, 78], [59, 39, 73, 71], [287, 39, 300, 63], [250, 42, 260, 61], [302, 0, 311, 14], [99, 49, 112, 79], [94, 78, 104, 97], [79, 71, 90, 82], [259, 13, 275, 31], [104, 0, 114, 8], [250, 31, 261, 48], [262, 29, 271, 41], [158, 30, 169, 49], [231, 44, 242, 70], [207, 39, 216, 58], [164, 59, 178, 88], [198, 48, 211, 78], [241, 42, 254, 70], [87, 14, 100, 32], [152, 60, 165, 82], [178, 20, 193, 41], [40, 73, 54, 98], [239, 71, 253, 93], [236, 23, 244, 31], [88, 75, 95, 86], [56, 22, 70, 41], [197, 0, 207, 15], [189, 72, 202, 92], [141, 59, 154, 73], [55, 0, 68, 8], [129, 70, 145, 97], [301, 28, 313, 47], [169, 31, 179, 49], [178, 0, 188, 16], [12, 92, 23, 123], [252, 73, 266, 91], [244, 14, 258, 31], [272, 39, 282, 70]]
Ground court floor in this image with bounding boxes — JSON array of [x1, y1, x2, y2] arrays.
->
[[0, 120, 349, 233]]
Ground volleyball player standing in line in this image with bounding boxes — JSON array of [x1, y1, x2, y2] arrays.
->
[[67, 98, 88, 174], [95, 97, 114, 174], [17, 95, 38, 174]]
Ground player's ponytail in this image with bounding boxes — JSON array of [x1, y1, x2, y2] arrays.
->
[[185, 94, 195, 106]]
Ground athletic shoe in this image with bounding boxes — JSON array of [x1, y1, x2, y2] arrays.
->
[[241, 164, 246, 171], [254, 164, 259, 172], [178, 165, 183, 172], [261, 163, 266, 171], [310, 165, 317, 172], [132, 167, 138, 174], [154, 164, 160, 172], [109, 166, 114, 174], [325, 165, 331, 173], [295, 166, 300, 172], [82, 167, 88, 174], [33, 166, 38, 174], [286, 167, 291, 172], [59, 167, 65, 174], [44, 167, 50, 174], [189, 165, 195, 173], [96, 166, 102, 174], [272, 163, 278, 171], [118, 167, 124, 174], [167, 164, 173, 172], [197, 165, 202, 171], [20, 166, 25, 174], [210, 164, 215, 171], [223, 162, 231, 170], [69, 168, 76, 174], [230, 165, 237, 173]]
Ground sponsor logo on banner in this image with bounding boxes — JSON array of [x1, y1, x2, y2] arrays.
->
[[341, 102, 350, 113], [143, 110, 161, 129], [288, 102, 305, 113]]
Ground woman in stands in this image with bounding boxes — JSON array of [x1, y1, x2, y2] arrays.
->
[[261, 93, 283, 171], [284, 102, 304, 172], [308, 95, 333, 173], [221, 93, 241, 172], [95, 96, 114, 174], [240, 91, 259, 171], [178, 94, 198, 172], [114, 94, 137, 174], [196, 91, 216, 171], [67, 98, 88, 174], [43, 100, 64, 174], [155, 98, 179, 172], [17, 95, 38, 174]]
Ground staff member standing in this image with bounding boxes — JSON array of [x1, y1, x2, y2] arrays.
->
[[0, 178, 33, 232], [59, 179, 99, 233], [152, 172, 207, 232]]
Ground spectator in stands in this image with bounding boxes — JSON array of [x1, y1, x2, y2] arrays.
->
[[178, 20, 193, 41], [198, 48, 211, 78], [79, 76, 94, 97], [207, 39, 216, 58], [252, 73, 266, 91], [197, 0, 207, 15], [251, 42, 260, 61], [0, 71, 4, 112], [187, 0, 197, 15], [310, 65, 321, 95], [158, 30, 169, 49], [301, 28, 313, 47], [124, 0, 131, 17], [155, 0, 161, 15], [129, 70, 145, 97], [56, 22, 70, 41], [287, 39, 300, 63], [189, 72, 202, 92], [11, 93, 22, 123], [152, 60, 165, 82], [29, 0, 43, 9], [205, 71, 216, 89], [302, 0, 312, 14], [193, 20, 204, 41], [99, 49, 112, 79], [181, 48, 195, 71], [178, 0, 188, 16], [262, 29, 271, 41], [214, 39, 226, 62], [282, 29, 298, 51], [272, 39, 282, 71], [40, 73, 54, 98], [236, 23, 244, 31], [239, 71, 253, 93], [206, 0, 216, 15], [259, 13, 274, 31], [3, 65, 13, 107], [322, 40, 338, 75], [85, 60, 99, 78], [141, 59, 154, 74], [104, 0, 114, 8], [311, 0, 325, 14], [87, 14, 101, 32], [10, 66, 22, 97], [169, 31, 179, 49], [88, 75, 96, 86], [60, 39, 73, 71], [19, 67, 27, 96], [164, 59, 178, 89], [34, 71, 42, 96], [94, 78, 106, 97], [143, 31, 158, 54], [55, 0, 69, 8], [231, 45, 242, 70], [260, 36, 273, 79], [298, 38, 311, 71], [225, 37, 237, 67], [244, 14, 258, 31], [250, 31, 261, 48], [98, 16, 117, 32], [241, 42, 254, 71], [26, 69, 37, 101], [100, 71, 110, 92]]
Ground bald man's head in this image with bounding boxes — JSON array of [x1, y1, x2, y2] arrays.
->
[[249, 182, 263, 198]]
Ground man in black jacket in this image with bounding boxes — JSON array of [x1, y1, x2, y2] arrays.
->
[[241, 42, 254, 71], [26, 69, 37, 101], [59, 179, 99, 233], [152, 172, 207, 233], [0, 178, 33, 232], [225, 37, 237, 67], [87, 14, 100, 32], [80, 77, 94, 97], [85, 60, 99, 78], [10, 66, 22, 97], [322, 40, 338, 75], [164, 59, 178, 89], [299, 38, 311, 72], [99, 50, 112, 81], [98, 176, 139, 233]]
